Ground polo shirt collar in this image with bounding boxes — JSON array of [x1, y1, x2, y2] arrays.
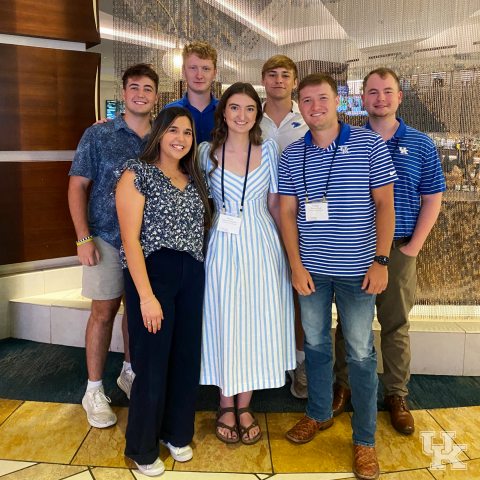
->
[[113, 113, 152, 139], [365, 117, 406, 139], [113, 113, 129, 132], [183, 92, 219, 111], [262, 100, 299, 115], [304, 121, 351, 147]]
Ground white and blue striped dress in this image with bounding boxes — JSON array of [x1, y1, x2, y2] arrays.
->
[[199, 139, 296, 397]]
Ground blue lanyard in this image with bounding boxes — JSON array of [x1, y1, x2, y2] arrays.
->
[[303, 125, 343, 202], [221, 142, 252, 216]]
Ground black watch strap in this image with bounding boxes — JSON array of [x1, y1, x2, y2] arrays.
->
[[374, 255, 389, 266]]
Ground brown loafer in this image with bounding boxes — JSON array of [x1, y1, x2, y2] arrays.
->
[[353, 444, 379, 480], [384, 395, 415, 435], [285, 415, 333, 444], [332, 382, 351, 416]]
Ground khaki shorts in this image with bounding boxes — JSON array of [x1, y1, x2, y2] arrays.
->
[[81, 236, 124, 300]]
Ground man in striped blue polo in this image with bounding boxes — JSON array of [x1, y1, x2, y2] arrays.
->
[[333, 68, 446, 435], [279, 73, 397, 480]]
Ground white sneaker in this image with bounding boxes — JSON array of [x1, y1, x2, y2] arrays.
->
[[135, 458, 165, 477], [160, 440, 193, 462], [82, 385, 117, 428], [117, 363, 135, 399]]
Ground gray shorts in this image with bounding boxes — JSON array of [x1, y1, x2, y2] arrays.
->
[[81, 236, 124, 300]]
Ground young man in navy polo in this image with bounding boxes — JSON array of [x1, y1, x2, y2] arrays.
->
[[333, 68, 446, 435], [279, 73, 396, 480], [164, 41, 218, 143]]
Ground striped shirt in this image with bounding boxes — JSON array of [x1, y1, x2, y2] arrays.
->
[[279, 122, 397, 276], [365, 118, 446, 239]]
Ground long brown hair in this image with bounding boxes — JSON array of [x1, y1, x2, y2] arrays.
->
[[139, 107, 212, 230], [208, 82, 263, 176]]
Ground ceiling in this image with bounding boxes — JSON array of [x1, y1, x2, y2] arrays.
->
[[94, 0, 480, 84]]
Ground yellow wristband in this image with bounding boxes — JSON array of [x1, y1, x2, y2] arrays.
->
[[76, 237, 93, 246]]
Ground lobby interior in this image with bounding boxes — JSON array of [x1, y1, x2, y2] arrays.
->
[[0, 0, 480, 479]]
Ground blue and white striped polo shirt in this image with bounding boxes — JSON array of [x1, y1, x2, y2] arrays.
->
[[365, 118, 446, 239], [279, 122, 397, 276]]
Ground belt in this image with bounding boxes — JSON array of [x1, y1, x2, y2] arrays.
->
[[392, 236, 412, 249]]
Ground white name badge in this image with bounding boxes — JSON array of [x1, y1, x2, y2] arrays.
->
[[217, 213, 242, 235], [305, 201, 329, 221]]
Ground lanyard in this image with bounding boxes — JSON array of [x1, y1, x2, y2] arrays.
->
[[221, 141, 252, 216], [303, 125, 343, 203], [391, 137, 400, 157]]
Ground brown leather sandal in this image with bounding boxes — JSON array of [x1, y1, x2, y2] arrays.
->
[[215, 407, 240, 444], [236, 407, 262, 445]]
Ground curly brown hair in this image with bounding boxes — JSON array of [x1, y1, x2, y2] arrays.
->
[[122, 63, 159, 92]]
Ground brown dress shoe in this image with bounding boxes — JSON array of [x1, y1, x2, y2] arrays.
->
[[332, 382, 351, 416], [285, 415, 334, 444], [384, 395, 415, 434], [353, 444, 379, 480]]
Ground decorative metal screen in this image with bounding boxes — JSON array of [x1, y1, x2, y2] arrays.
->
[[113, 0, 480, 319]]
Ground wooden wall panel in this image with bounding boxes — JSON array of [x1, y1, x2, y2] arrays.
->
[[0, 161, 76, 265], [0, 44, 100, 151], [0, 0, 100, 47]]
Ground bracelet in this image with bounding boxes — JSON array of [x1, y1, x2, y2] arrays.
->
[[76, 236, 93, 246], [140, 295, 156, 306]]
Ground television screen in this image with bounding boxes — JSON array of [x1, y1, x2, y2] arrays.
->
[[106, 100, 117, 119], [337, 85, 349, 113], [345, 95, 368, 116]]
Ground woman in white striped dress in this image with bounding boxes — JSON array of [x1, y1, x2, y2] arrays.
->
[[199, 83, 295, 445]]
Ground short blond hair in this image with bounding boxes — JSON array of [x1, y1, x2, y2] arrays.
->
[[262, 55, 298, 81], [182, 41, 218, 69]]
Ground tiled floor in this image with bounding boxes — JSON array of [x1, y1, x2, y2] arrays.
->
[[0, 399, 478, 479]]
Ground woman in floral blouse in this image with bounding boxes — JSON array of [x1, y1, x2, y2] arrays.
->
[[115, 107, 211, 477]]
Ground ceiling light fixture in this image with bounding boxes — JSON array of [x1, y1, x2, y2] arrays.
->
[[100, 27, 175, 48], [205, 0, 277, 41]]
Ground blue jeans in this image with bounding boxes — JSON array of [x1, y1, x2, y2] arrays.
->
[[298, 274, 378, 447]]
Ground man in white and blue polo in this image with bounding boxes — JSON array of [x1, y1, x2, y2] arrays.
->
[[333, 68, 446, 435], [279, 73, 397, 480]]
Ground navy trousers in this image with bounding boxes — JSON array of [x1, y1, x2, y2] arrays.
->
[[124, 248, 205, 465]]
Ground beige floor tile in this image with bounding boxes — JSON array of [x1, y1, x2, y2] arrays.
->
[[376, 411, 468, 472], [71, 407, 173, 470], [429, 458, 480, 478], [270, 474, 355, 479], [0, 399, 22, 425], [267, 412, 354, 473], [173, 411, 272, 473], [428, 406, 480, 459], [92, 466, 136, 479], [0, 463, 87, 479], [67, 472, 96, 480], [0, 460, 36, 476], [133, 472, 258, 479], [377, 469, 434, 478], [0, 401, 91, 464]]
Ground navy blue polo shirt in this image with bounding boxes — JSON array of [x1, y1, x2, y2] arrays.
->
[[365, 118, 446, 239], [279, 122, 397, 276], [164, 93, 219, 143], [69, 114, 151, 249]]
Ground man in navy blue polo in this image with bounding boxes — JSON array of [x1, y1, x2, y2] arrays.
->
[[279, 73, 397, 480], [333, 68, 446, 435], [164, 41, 219, 143]]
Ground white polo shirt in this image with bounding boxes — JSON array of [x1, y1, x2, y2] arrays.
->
[[260, 101, 309, 153]]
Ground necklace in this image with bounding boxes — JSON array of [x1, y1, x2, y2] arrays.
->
[[158, 164, 180, 173]]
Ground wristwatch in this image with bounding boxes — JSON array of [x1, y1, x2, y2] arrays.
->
[[374, 255, 389, 266]]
